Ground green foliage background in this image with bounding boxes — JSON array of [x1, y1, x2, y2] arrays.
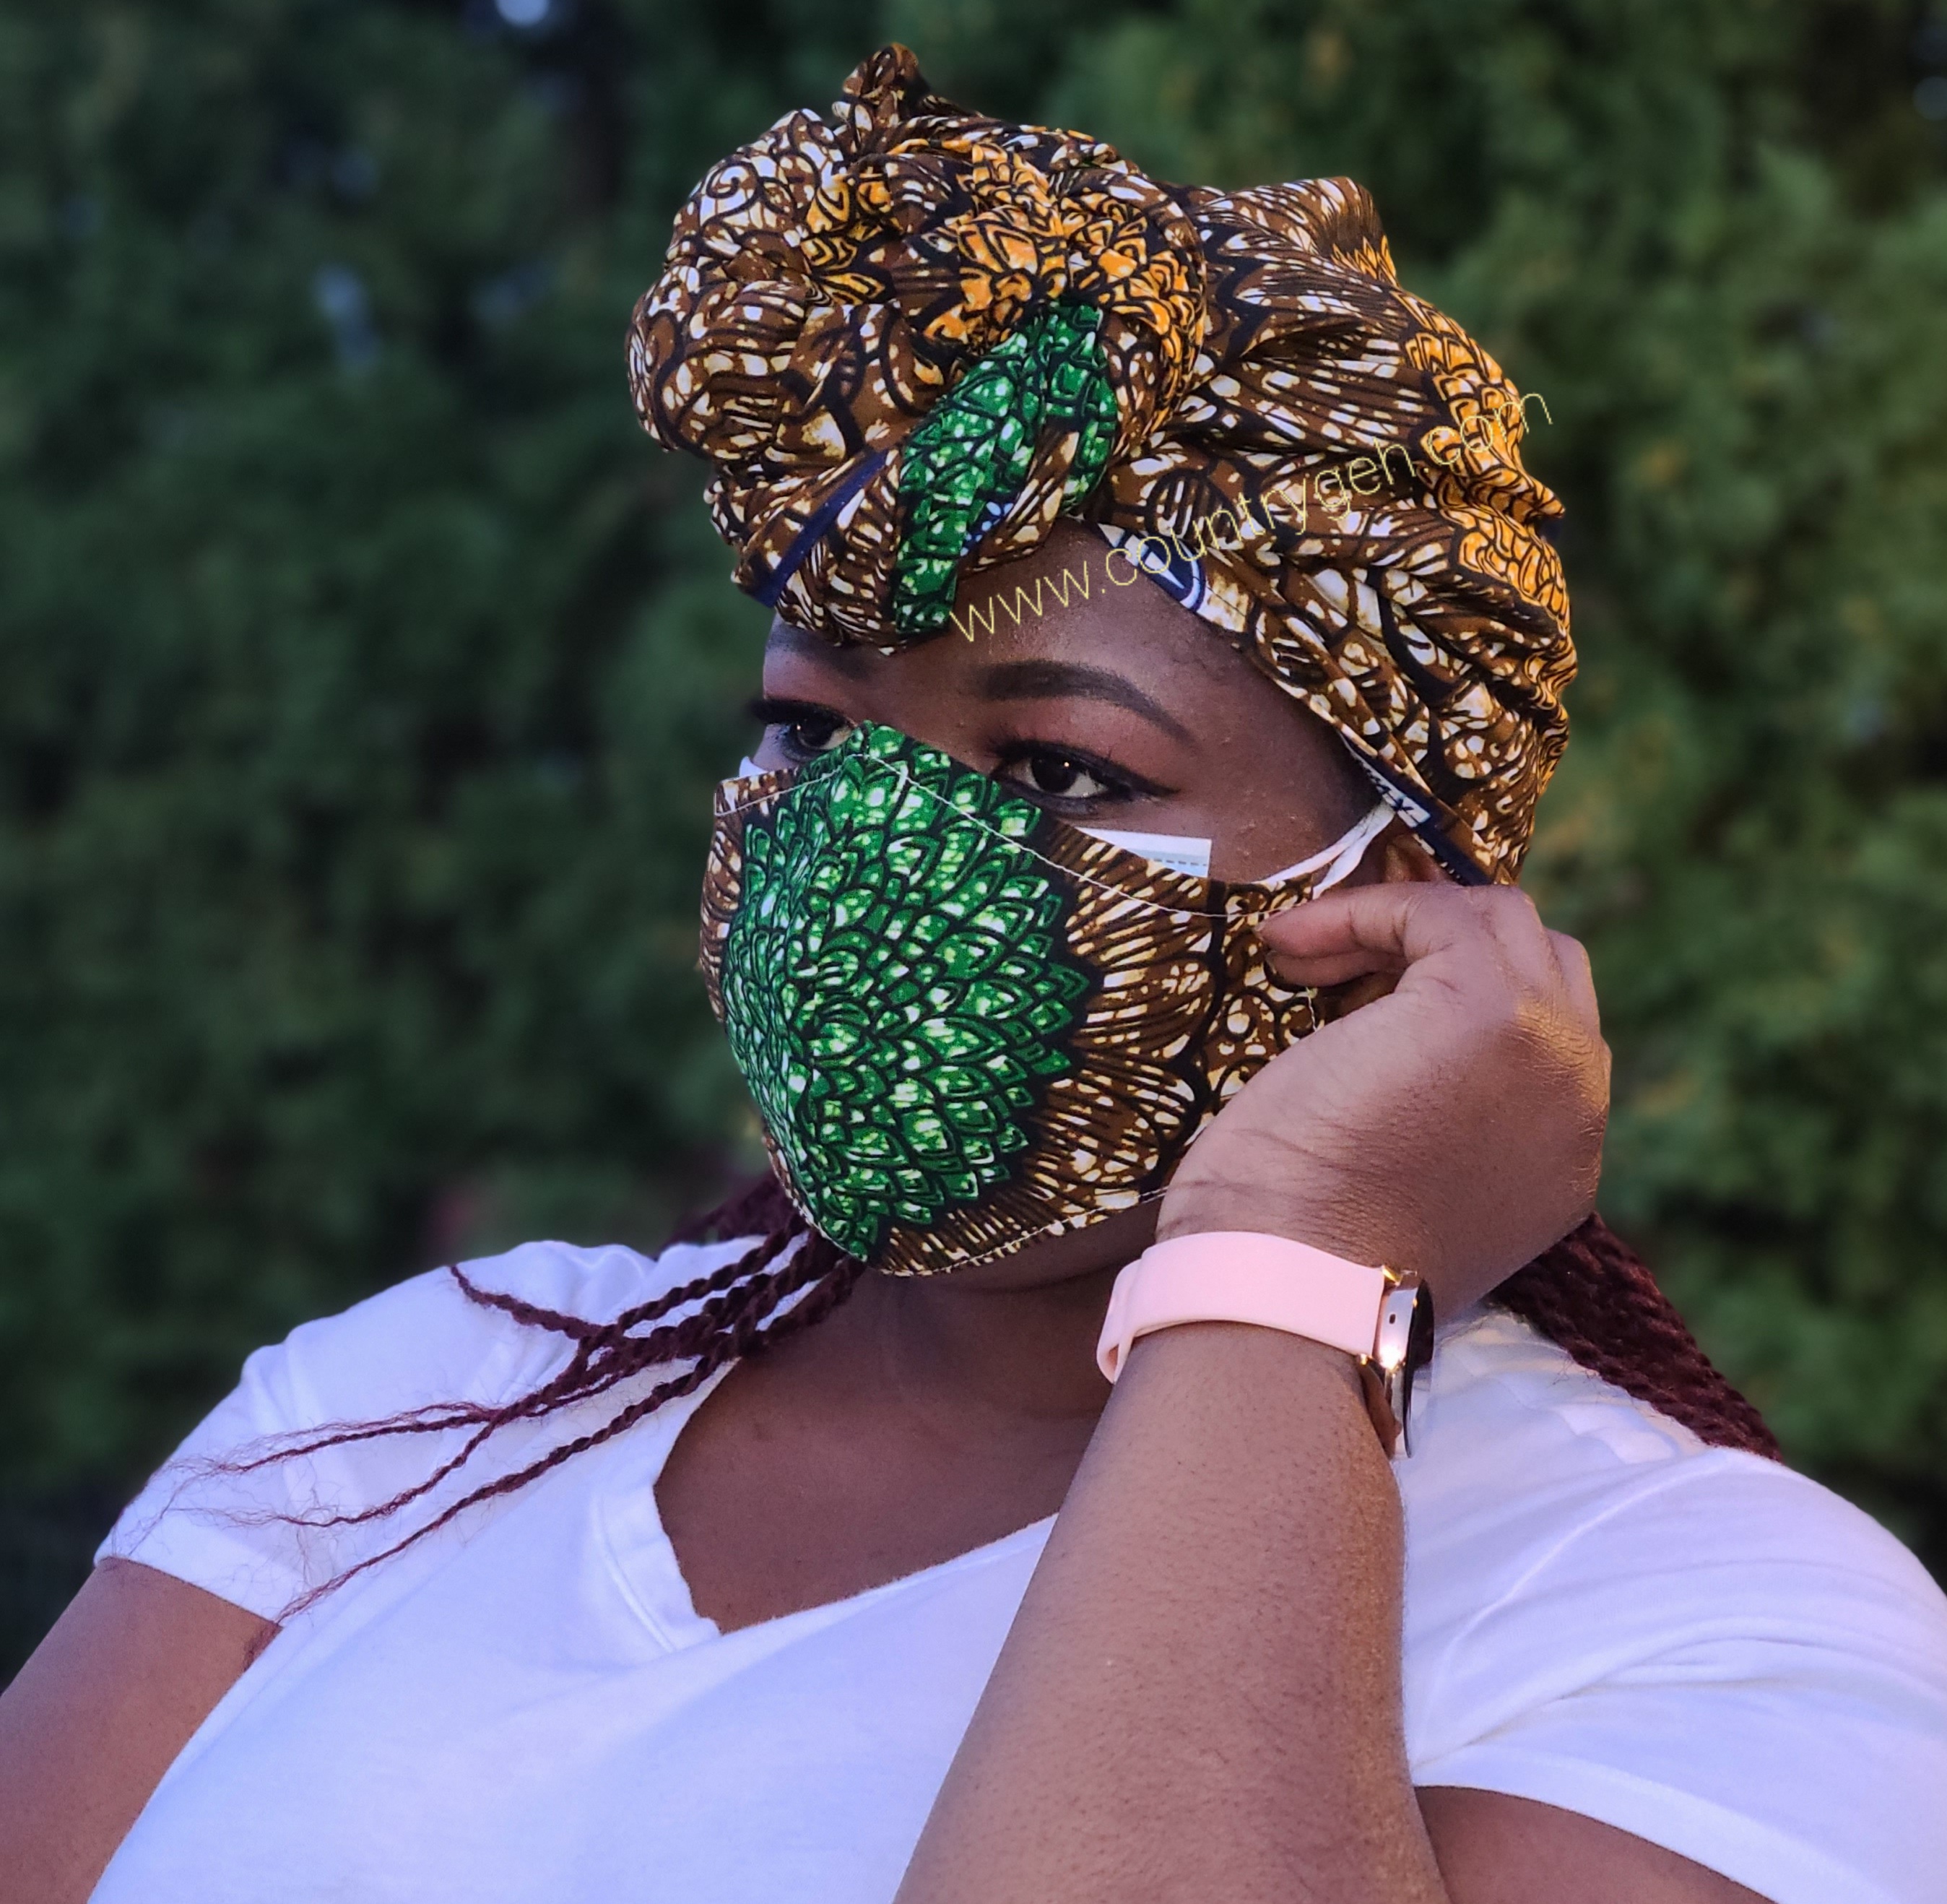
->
[[4, 0, 1945, 1673]]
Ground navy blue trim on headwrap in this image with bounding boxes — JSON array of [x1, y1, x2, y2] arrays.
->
[[1350, 753, 1492, 886], [1096, 524, 1209, 615], [748, 451, 888, 610]]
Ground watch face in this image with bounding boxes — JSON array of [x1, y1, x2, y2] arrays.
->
[[1400, 1284, 1436, 1457], [1407, 1279, 1436, 1377], [1375, 1278, 1436, 1459]]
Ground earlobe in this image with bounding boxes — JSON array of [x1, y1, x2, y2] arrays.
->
[[1376, 828, 1448, 886]]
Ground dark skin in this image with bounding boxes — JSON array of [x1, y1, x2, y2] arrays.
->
[[0, 523, 1764, 1903]]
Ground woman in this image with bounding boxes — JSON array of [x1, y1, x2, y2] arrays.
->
[[4, 46, 1943, 1904]]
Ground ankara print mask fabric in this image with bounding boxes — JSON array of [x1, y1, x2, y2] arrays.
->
[[631, 44, 1574, 883], [701, 725, 1380, 1277]]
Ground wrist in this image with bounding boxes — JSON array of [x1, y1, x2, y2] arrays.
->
[[1097, 1231, 1436, 1457], [1114, 1313, 1370, 1407], [1155, 1180, 1405, 1269]]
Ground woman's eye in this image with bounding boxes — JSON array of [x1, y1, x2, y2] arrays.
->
[[1002, 751, 1117, 802], [776, 714, 854, 759]]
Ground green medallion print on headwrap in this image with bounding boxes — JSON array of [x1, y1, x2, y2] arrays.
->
[[891, 298, 1118, 636], [718, 727, 1093, 1260]]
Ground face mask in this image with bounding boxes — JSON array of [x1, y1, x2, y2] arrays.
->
[[701, 723, 1390, 1276]]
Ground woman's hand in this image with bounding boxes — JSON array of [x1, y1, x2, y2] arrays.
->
[[1158, 882, 1610, 1312]]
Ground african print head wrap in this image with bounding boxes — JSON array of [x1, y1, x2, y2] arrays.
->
[[629, 43, 1572, 882]]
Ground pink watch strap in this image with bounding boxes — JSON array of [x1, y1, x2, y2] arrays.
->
[[1096, 1230, 1392, 1382]]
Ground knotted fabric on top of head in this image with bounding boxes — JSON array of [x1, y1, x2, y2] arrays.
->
[[629, 43, 1572, 882]]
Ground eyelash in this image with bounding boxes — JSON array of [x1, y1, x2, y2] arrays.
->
[[747, 697, 851, 762], [986, 738, 1151, 810], [745, 698, 1168, 813]]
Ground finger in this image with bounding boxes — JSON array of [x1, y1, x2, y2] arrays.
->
[[1466, 885, 1571, 989], [1545, 928, 1602, 1034], [1306, 969, 1405, 1020], [1263, 948, 1398, 988], [1255, 880, 1499, 980]]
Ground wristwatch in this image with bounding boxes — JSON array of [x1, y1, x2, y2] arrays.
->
[[1095, 1231, 1437, 1457]]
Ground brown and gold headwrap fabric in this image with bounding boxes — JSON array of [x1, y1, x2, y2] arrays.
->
[[628, 44, 1572, 881]]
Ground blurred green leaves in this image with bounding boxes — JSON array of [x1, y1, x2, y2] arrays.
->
[[0, 0, 867, 1495]]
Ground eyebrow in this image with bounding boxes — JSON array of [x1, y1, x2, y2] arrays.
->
[[974, 659, 1194, 744], [767, 620, 876, 675]]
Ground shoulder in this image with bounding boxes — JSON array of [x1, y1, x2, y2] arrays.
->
[[1402, 1307, 1947, 1904], [97, 1235, 760, 1618], [1408, 1304, 1946, 1635]]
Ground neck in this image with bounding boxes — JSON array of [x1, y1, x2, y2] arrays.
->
[[835, 1211, 1153, 1432]]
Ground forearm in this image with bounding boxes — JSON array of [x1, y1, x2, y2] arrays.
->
[[896, 1321, 1447, 1904]]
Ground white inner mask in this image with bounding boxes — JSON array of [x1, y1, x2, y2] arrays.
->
[[1075, 827, 1214, 878]]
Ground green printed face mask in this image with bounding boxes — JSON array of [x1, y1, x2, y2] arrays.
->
[[700, 724, 1388, 1276]]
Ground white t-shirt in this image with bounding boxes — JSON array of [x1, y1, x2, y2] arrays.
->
[[93, 1237, 1947, 1904]]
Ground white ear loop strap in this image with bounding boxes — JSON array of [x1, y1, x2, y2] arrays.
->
[[1254, 798, 1395, 893]]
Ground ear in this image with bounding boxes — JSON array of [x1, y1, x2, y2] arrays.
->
[[1375, 825, 1449, 885], [1289, 824, 1448, 1019]]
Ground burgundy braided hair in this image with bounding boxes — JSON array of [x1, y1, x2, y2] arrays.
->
[[241, 1167, 1773, 1617], [225, 1175, 863, 1616], [1495, 1217, 1778, 1456]]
